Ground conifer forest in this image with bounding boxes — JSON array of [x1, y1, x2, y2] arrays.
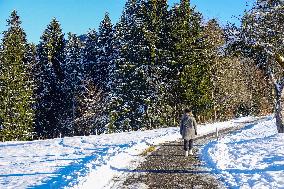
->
[[2, 0, 283, 141]]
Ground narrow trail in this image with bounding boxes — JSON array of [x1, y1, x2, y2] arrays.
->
[[112, 118, 265, 189]]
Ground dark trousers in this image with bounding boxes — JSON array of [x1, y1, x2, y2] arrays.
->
[[184, 139, 193, 151]]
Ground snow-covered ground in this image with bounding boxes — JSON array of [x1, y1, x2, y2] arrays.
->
[[204, 116, 284, 189], [0, 116, 269, 189]]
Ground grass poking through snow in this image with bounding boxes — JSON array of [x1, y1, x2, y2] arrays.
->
[[141, 146, 156, 156]]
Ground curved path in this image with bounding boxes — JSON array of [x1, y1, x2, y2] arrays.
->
[[112, 118, 265, 189]]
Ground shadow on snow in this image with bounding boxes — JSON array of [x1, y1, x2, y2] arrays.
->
[[26, 139, 132, 189]]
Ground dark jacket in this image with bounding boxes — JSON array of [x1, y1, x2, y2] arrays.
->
[[180, 114, 197, 140]]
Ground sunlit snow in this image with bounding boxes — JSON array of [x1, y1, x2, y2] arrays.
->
[[204, 116, 284, 189], [1, 116, 282, 189]]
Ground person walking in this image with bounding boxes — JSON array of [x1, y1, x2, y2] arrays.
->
[[180, 108, 198, 157]]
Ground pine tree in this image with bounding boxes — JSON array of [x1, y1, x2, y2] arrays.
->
[[82, 29, 99, 82], [0, 11, 35, 141], [108, 11, 129, 132], [63, 33, 84, 135], [166, 1, 191, 123], [113, 0, 155, 131], [111, 0, 140, 132], [96, 13, 114, 92], [35, 18, 67, 138], [204, 19, 225, 121], [135, 0, 172, 129], [169, 0, 213, 122]]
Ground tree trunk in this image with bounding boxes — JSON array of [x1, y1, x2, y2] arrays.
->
[[72, 96, 75, 135], [274, 85, 284, 133], [212, 90, 217, 121], [173, 104, 177, 127]]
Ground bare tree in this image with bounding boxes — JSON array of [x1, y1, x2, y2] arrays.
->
[[228, 0, 284, 132], [75, 81, 106, 136]]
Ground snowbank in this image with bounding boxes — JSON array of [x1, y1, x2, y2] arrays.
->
[[204, 116, 284, 188]]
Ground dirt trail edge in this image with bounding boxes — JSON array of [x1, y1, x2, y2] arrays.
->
[[109, 117, 267, 189]]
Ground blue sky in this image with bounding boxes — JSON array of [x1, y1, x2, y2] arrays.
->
[[0, 0, 255, 43]]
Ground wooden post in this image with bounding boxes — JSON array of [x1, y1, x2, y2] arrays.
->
[[216, 127, 219, 140]]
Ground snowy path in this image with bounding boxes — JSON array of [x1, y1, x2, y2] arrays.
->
[[202, 116, 284, 188], [115, 117, 264, 189], [0, 129, 181, 188]]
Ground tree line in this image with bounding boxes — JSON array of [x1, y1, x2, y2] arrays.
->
[[0, 0, 275, 141]]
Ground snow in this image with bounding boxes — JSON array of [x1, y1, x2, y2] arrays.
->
[[203, 116, 284, 189], [0, 115, 278, 189]]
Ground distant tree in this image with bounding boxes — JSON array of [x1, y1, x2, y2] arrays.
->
[[240, 58, 274, 116], [213, 56, 253, 119], [0, 11, 35, 141], [228, 0, 284, 132], [36, 18, 67, 138], [204, 19, 273, 121]]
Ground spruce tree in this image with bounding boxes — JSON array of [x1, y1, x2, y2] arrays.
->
[[0, 11, 35, 141], [166, 2, 190, 123], [111, 0, 148, 132], [109, 11, 129, 132], [117, 0, 153, 130], [96, 13, 114, 92], [81, 29, 110, 134], [82, 29, 99, 82], [25, 43, 37, 128], [92, 13, 115, 132], [139, 0, 174, 128], [112, 0, 181, 130], [108, 1, 136, 132], [63, 33, 83, 135], [143, 0, 177, 128], [169, 0, 213, 121], [36, 18, 66, 138]]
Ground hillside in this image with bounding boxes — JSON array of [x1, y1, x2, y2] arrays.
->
[[0, 116, 262, 188]]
